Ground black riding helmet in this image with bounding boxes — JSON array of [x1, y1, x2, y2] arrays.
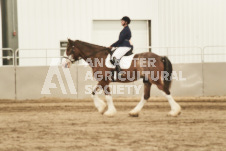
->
[[121, 16, 131, 24]]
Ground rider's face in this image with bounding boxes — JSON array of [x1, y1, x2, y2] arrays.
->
[[121, 20, 126, 26]]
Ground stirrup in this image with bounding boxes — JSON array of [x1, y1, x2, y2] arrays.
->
[[115, 65, 121, 73]]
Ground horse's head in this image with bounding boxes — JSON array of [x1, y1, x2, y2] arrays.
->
[[66, 39, 81, 61]]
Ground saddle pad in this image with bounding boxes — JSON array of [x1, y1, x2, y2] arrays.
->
[[105, 54, 135, 69]]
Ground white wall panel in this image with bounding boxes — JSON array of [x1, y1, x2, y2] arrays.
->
[[17, 0, 158, 66], [158, 0, 226, 47], [17, 0, 158, 49], [17, 0, 94, 65], [17, 0, 226, 65], [92, 0, 159, 45], [93, 20, 148, 53], [156, 0, 226, 62]]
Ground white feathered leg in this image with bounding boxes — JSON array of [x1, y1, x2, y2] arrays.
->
[[91, 94, 106, 114], [129, 95, 147, 117], [104, 95, 117, 117], [164, 93, 181, 116]]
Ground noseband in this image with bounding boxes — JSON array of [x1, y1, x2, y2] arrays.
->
[[63, 45, 79, 63]]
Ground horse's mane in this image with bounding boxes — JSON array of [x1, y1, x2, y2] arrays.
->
[[76, 40, 107, 50]]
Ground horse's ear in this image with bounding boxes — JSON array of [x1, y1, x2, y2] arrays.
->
[[68, 38, 74, 45]]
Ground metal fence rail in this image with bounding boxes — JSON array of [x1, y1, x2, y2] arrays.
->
[[0, 46, 225, 66], [203, 46, 226, 62], [10, 46, 226, 66], [0, 48, 14, 66], [136, 46, 203, 63], [14, 48, 67, 66]]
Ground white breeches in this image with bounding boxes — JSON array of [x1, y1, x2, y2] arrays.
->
[[112, 47, 131, 59]]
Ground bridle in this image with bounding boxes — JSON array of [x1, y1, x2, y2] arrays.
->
[[63, 45, 110, 63], [63, 45, 77, 63]]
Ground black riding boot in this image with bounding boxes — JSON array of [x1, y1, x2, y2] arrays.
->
[[113, 57, 121, 75]]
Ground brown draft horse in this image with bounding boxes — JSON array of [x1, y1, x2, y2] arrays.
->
[[65, 39, 181, 117]]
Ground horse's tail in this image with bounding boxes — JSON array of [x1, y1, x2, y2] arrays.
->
[[161, 56, 173, 92]]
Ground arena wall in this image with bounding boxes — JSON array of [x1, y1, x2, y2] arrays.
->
[[0, 67, 15, 99], [203, 63, 226, 96], [0, 63, 222, 100], [15, 66, 78, 100]]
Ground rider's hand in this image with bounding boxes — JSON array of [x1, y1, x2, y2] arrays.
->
[[108, 46, 113, 50]]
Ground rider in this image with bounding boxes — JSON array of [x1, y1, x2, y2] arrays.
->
[[110, 16, 133, 75]]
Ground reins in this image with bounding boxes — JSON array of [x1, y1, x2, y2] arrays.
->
[[64, 46, 111, 63]]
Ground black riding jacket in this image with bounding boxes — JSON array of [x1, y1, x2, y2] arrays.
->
[[111, 26, 132, 48]]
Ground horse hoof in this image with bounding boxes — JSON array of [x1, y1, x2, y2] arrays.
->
[[167, 110, 181, 117], [129, 113, 139, 117], [98, 107, 106, 114], [129, 111, 139, 117], [98, 104, 106, 114], [104, 110, 117, 117]]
